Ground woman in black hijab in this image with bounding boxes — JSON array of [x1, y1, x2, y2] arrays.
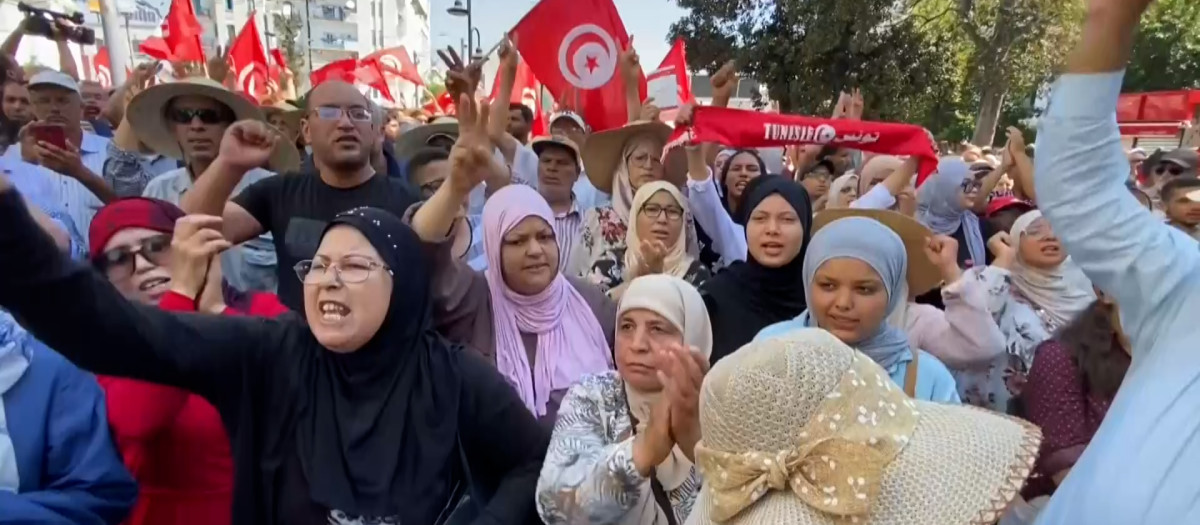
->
[[701, 175, 813, 362], [0, 180, 547, 525]]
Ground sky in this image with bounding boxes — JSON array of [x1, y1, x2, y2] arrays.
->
[[428, 0, 688, 73]]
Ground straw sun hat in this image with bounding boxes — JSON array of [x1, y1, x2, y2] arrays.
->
[[127, 77, 300, 172], [580, 120, 687, 192], [394, 116, 458, 160], [687, 329, 1041, 525], [812, 208, 943, 296]]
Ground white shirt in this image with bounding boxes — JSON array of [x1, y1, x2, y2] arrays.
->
[[4, 133, 111, 235]]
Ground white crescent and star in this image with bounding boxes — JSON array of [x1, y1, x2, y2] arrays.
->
[[557, 24, 618, 90]]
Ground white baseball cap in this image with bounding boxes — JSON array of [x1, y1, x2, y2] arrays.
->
[[28, 70, 79, 93], [549, 111, 588, 132]]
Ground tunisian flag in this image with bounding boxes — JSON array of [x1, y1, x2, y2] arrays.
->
[[228, 15, 271, 98], [356, 57, 396, 103], [92, 47, 113, 88], [647, 39, 691, 122], [161, 0, 205, 62], [311, 59, 359, 86], [363, 46, 424, 86], [668, 106, 940, 185], [489, 59, 546, 136], [511, 0, 642, 132]]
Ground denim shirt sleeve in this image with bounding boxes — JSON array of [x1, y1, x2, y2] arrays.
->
[[1033, 71, 1200, 355]]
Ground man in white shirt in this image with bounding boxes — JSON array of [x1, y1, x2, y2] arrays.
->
[[9, 71, 115, 233]]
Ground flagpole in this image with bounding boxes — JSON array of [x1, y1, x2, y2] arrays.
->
[[97, 0, 131, 85]]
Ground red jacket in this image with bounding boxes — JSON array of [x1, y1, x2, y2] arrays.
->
[[98, 290, 287, 525]]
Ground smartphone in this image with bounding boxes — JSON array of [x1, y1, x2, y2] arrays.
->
[[30, 123, 67, 149]]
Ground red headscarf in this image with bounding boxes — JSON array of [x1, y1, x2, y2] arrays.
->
[[87, 197, 184, 261]]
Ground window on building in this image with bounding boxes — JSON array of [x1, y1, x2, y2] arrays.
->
[[225, 0, 233, 10]]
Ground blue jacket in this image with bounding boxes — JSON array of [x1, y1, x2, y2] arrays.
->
[[0, 313, 137, 524]]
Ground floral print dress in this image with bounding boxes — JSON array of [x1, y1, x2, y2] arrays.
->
[[566, 206, 715, 293], [536, 371, 701, 525], [953, 266, 1057, 413]]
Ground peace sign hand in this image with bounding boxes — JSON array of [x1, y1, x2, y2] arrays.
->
[[438, 46, 484, 101], [447, 94, 493, 198]]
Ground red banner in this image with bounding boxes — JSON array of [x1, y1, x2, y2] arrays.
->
[[667, 106, 939, 185]]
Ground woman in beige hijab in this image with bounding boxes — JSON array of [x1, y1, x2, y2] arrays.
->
[[537, 275, 711, 525]]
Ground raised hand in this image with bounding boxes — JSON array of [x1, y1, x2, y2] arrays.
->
[[848, 88, 865, 120], [674, 102, 696, 127], [169, 215, 232, 300], [36, 138, 85, 178], [831, 92, 851, 119], [638, 238, 668, 275], [447, 94, 494, 197], [658, 341, 708, 461], [710, 60, 737, 103], [638, 98, 661, 122], [631, 390, 675, 476], [497, 36, 518, 78], [437, 46, 483, 101], [924, 235, 962, 282], [218, 120, 279, 172], [987, 231, 1017, 270], [619, 41, 641, 84], [1005, 126, 1026, 158]]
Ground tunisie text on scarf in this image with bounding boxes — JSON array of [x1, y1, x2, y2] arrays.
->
[[701, 175, 812, 363], [483, 185, 612, 417], [916, 158, 987, 266], [793, 216, 913, 370], [664, 105, 939, 184], [297, 206, 461, 520]]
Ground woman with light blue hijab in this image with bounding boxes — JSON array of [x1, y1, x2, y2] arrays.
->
[[918, 158, 990, 269], [756, 216, 960, 402]]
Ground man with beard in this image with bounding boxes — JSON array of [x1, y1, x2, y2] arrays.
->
[[136, 78, 288, 293], [181, 81, 418, 310]]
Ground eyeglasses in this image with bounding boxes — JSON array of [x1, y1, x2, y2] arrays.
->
[[627, 152, 662, 169], [294, 256, 392, 284], [311, 105, 372, 123], [959, 178, 983, 193], [93, 235, 172, 279], [167, 108, 234, 125], [640, 203, 684, 221]]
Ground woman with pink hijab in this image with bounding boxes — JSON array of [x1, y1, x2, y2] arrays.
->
[[412, 183, 615, 423]]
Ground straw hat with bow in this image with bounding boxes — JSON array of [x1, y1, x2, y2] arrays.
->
[[687, 329, 1041, 525], [127, 77, 301, 173]]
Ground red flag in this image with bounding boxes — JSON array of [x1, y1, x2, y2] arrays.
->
[[161, 0, 205, 62], [511, 0, 642, 132], [355, 57, 395, 102], [363, 46, 424, 86], [646, 39, 691, 122], [667, 106, 939, 185], [139, 37, 174, 62], [269, 48, 287, 69], [490, 60, 546, 136], [229, 14, 272, 98], [92, 48, 113, 88], [310, 59, 359, 87]]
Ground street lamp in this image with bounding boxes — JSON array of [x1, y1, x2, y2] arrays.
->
[[447, 0, 473, 62], [470, 27, 482, 61]]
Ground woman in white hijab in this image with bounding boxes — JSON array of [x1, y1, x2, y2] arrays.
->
[[537, 275, 711, 525], [824, 172, 860, 209], [956, 209, 1095, 413]]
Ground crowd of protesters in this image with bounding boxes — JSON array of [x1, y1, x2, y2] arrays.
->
[[0, 0, 1194, 524]]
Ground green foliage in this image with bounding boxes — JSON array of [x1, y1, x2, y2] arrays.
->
[[272, 12, 307, 85], [1124, 0, 1200, 91]]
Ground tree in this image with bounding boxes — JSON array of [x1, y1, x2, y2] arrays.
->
[[953, 0, 1081, 145], [273, 12, 306, 87], [670, 0, 958, 132], [1123, 0, 1200, 92]]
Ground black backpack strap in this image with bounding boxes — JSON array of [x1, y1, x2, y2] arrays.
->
[[626, 398, 679, 525]]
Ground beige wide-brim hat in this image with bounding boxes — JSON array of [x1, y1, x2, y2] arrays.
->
[[812, 208, 942, 296], [581, 120, 686, 192], [395, 117, 458, 160], [687, 330, 1041, 525], [262, 101, 303, 131], [127, 77, 297, 173]]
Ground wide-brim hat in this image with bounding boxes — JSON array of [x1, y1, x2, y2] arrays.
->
[[530, 134, 581, 165], [261, 101, 303, 131], [812, 208, 942, 296], [395, 117, 458, 160], [581, 120, 686, 192], [687, 330, 1041, 525], [127, 77, 297, 173]]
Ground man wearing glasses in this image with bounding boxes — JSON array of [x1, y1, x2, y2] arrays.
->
[[182, 81, 418, 311]]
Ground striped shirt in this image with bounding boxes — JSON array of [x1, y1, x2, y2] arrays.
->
[[552, 195, 584, 270], [4, 133, 110, 241]]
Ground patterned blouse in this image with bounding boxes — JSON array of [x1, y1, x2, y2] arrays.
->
[[536, 371, 702, 525], [953, 266, 1057, 413], [566, 206, 713, 293]]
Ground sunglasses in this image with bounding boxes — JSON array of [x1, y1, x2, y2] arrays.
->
[[1154, 164, 1187, 178], [959, 178, 983, 193], [167, 108, 234, 125], [93, 235, 172, 279]]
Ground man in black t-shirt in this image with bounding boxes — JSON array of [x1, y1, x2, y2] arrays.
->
[[180, 81, 417, 310]]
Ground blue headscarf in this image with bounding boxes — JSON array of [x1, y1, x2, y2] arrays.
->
[[794, 217, 913, 370], [917, 157, 987, 266]]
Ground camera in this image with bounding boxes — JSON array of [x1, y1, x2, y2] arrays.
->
[[17, 2, 95, 46]]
